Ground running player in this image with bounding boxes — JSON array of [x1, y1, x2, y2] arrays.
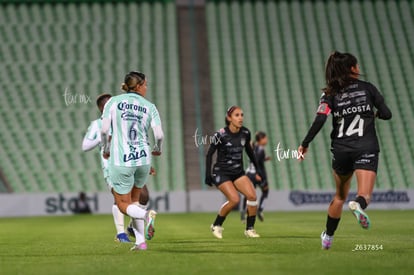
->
[[241, 131, 271, 222], [298, 51, 392, 249], [82, 94, 131, 242], [83, 94, 152, 242], [101, 71, 163, 251], [206, 106, 262, 239]]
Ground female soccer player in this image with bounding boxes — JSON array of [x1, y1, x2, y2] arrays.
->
[[101, 71, 164, 251], [82, 94, 130, 242], [298, 51, 392, 249], [241, 131, 271, 222], [206, 106, 262, 238], [82, 94, 152, 243]]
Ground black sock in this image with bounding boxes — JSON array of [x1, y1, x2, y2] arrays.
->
[[355, 196, 368, 209], [258, 197, 265, 213], [259, 189, 268, 212], [213, 215, 226, 226], [246, 216, 256, 230], [325, 215, 340, 236]]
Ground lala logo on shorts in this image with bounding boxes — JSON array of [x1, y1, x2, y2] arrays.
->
[[123, 148, 147, 162]]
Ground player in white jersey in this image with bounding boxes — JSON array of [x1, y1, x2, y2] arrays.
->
[[101, 71, 163, 251], [83, 94, 149, 243]]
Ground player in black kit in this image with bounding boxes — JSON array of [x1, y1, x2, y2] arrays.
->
[[206, 106, 262, 238], [241, 131, 270, 222], [298, 51, 392, 249]]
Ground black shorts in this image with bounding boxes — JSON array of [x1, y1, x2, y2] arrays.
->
[[212, 171, 245, 186], [332, 150, 379, 175], [246, 172, 267, 188]]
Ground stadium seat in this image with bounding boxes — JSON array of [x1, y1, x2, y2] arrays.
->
[[0, 1, 185, 193], [206, 0, 414, 190]]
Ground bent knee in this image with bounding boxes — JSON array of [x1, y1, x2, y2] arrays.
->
[[245, 193, 257, 202], [333, 195, 347, 203], [228, 196, 240, 205]]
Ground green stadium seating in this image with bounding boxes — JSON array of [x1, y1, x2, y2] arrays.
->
[[0, 1, 185, 192], [206, 0, 414, 190], [1, 0, 413, 193]]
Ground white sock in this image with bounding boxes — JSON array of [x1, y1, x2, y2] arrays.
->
[[112, 204, 125, 235], [126, 204, 146, 219], [132, 218, 146, 245], [133, 202, 147, 244]]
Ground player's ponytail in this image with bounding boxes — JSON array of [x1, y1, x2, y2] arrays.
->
[[121, 83, 129, 91], [122, 71, 146, 92], [323, 51, 359, 96]]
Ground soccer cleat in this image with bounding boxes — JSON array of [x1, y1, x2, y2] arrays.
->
[[321, 231, 333, 250], [145, 210, 157, 240], [244, 229, 260, 238], [258, 211, 264, 222], [130, 242, 147, 251], [127, 224, 135, 239], [211, 225, 224, 239], [348, 201, 371, 229], [115, 232, 132, 243]]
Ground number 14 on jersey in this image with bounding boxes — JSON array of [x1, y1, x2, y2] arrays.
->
[[338, 114, 364, 138]]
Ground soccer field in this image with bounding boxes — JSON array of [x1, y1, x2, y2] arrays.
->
[[0, 211, 413, 275]]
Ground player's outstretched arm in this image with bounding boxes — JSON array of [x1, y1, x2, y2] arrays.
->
[[101, 117, 111, 159], [299, 113, 328, 161], [81, 121, 101, 152], [205, 133, 219, 186], [371, 85, 392, 120], [152, 125, 164, 156]]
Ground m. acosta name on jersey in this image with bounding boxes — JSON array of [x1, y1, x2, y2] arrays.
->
[[333, 104, 371, 117]]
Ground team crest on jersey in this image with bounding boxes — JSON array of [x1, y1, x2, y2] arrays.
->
[[241, 137, 246, 146]]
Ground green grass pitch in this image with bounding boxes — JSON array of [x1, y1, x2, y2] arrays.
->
[[0, 211, 413, 275]]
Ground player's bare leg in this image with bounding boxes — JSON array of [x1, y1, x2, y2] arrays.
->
[[234, 176, 260, 238], [110, 188, 131, 243], [321, 171, 352, 249], [348, 169, 376, 229], [128, 185, 150, 239], [210, 181, 239, 239]]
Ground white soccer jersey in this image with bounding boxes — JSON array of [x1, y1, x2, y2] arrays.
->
[[82, 118, 109, 178], [102, 92, 162, 167]]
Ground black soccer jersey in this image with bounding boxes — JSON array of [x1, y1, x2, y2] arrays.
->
[[206, 126, 258, 178], [246, 145, 267, 183], [301, 79, 392, 152]]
